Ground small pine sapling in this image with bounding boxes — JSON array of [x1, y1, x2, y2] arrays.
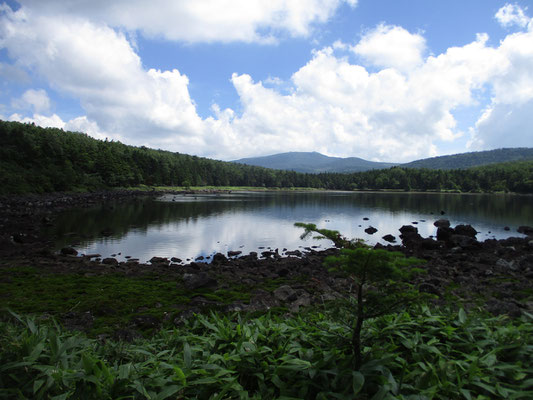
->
[[295, 222, 426, 369]]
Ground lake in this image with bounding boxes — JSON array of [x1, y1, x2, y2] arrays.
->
[[47, 191, 533, 263]]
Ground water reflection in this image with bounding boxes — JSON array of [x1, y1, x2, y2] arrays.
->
[[46, 191, 533, 262]]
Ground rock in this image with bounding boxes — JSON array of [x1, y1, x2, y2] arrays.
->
[[399, 225, 423, 248], [182, 272, 217, 290], [419, 238, 440, 250], [250, 289, 280, 310], [289, 293, 312, 313], [102, 257, 118, 266], [504, 226, 510, 231], [261, 251, 276, 258], [195, 256, 204, 261], [382, 234, 396, 243], [171, 257, 182, 263], [485, 299, 521, 318], [433, 219, 451, 228], [61, 247, 78, 256], [454, 224, 477, 238], [399, 225, 418, 235], [150, 256, 170, 266], [518, 226, 533, 236], [365, 226, 378, 235], [277, 268, 289, 277], [496, 259, 518, 271], [363, 217, 369, 221], [273, 285, 297, 302], [449, 235, 479, 249], [436, 226, 455, 242], [212, 253, 227, 264], [286, 250, 303, 257], [228, 250, 242, 257]]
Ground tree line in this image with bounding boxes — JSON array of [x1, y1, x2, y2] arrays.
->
[[1, 120, 532, 194]]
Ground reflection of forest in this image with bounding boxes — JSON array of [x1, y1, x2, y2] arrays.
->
[[47, 192, 532, 248]]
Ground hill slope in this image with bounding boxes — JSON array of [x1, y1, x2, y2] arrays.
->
[[234, 148, 533, 173], [233, 152, 397, 173], [402, 148, 533, 169]]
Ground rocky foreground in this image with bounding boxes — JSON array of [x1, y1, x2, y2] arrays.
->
[[1, 190, 532, 339]]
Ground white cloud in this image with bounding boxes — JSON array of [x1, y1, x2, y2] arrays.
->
[[495, 3, 531, 28], [12, 89, 50, 113], [2, 3, 533, 163], [352, 24, 426, 72], [16, 0, 357, 44], [9, 112, 65, 129]]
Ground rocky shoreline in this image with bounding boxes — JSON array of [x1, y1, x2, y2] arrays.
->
[[1, 189, 532, 339]]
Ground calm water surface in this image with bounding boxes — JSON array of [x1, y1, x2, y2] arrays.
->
[[47, 191, 533, 262]]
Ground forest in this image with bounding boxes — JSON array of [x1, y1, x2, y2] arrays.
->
[[1, 120, 532, 194]]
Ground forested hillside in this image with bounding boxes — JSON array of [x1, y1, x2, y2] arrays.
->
[[402, 148, 533, 169], [1, 120, 532, 194]]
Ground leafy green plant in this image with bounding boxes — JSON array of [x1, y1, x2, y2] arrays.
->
[[296, 222, 425, 369]]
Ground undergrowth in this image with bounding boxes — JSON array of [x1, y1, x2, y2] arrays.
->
[[1, 306, 532, 399]]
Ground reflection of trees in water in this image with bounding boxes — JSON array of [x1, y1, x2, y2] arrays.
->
[[47, 193, 532, 248]]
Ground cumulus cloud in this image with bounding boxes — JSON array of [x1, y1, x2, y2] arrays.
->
[[495, 3, 531, 28], [12, 89, 50, 113], [16, 0, 357, 43], [352, 24, 426, 72], [0, 5, 207, 152], [2, 1, 533, 162]]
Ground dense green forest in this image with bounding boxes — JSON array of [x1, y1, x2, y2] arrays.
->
[[1, 120, 532, 194]]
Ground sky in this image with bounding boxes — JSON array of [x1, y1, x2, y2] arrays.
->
[[1, 0, 532, 163]]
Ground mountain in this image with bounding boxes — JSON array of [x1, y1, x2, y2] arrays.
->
[[402, 148, 533, 169], [233, 148, 533, 173], [232, 152, 398, 173]]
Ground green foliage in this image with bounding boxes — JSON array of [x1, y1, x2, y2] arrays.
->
[[295, 223, 426, 370], [1, 120, 532, 194], [1, 308, 532, 399]]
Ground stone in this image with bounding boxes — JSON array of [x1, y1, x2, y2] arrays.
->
[[436, 226, 454, 242], [182, 272, 217, 290], [382, 234, 396, 243], [61, 247, 78, 256], [289, 293, 312, 313], [131, 314, 160, 329], [171, 257, 182, 263], [212, 253, 227, 264], [228, 250, 242, 257], [433, 219, 450, 228], [150, 256, 170, 266], [365, 226, 378, 234], [485, 298, 521, 318], [273, 285, 297, 302], [518, 226, 533, 236], [454, 224, 477, 238], [102, 257, 118, 266]]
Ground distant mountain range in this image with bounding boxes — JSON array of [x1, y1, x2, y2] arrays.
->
[[233, 148, 533, 173]]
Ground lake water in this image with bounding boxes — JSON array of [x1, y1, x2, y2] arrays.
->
[[47, 191, 533, 263]]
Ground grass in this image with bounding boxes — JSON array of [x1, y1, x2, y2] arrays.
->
[[0, 266, 254, 337], [1, 306, 532, 399]]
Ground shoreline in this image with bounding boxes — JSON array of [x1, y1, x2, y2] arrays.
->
[[1, 189, 532, 340]]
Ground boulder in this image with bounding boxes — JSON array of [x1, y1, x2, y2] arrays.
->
[[382, 234, 396, 243], [273, 285, 297, 302], [518, 226, 533, 236], [436, 226, 455, 242], [454, 224, 477, 238], [150, 256, 170, 266], [433, 219, 450, 228], [365, 226, 378, 235], [182, 272, 217, 290], [102, 257, 118, 266], [212, 253, 227, 264], [61, 247, 78, 256], [227, 250, 242, 257]]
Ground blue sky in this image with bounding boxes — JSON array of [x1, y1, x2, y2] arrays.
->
[[1, 0, 532, 162]]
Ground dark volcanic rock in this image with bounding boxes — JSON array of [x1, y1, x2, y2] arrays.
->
[[518, 226, 533, 236], [454, 224, 477, 238], [61, 247, 78, 256], [365, 226, 378, 235], [433, 219, 450, 228], [212, 253, 227, 264], [228, 250, 242, 257], [399, 225, 422, 248], [436, 226, 455, 242], [382, 234, 396, 243], [485, 299, 521, 318], [273, 285, 297, 302], [182, 272, 217, 290], [102, 257, 118, 266]]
